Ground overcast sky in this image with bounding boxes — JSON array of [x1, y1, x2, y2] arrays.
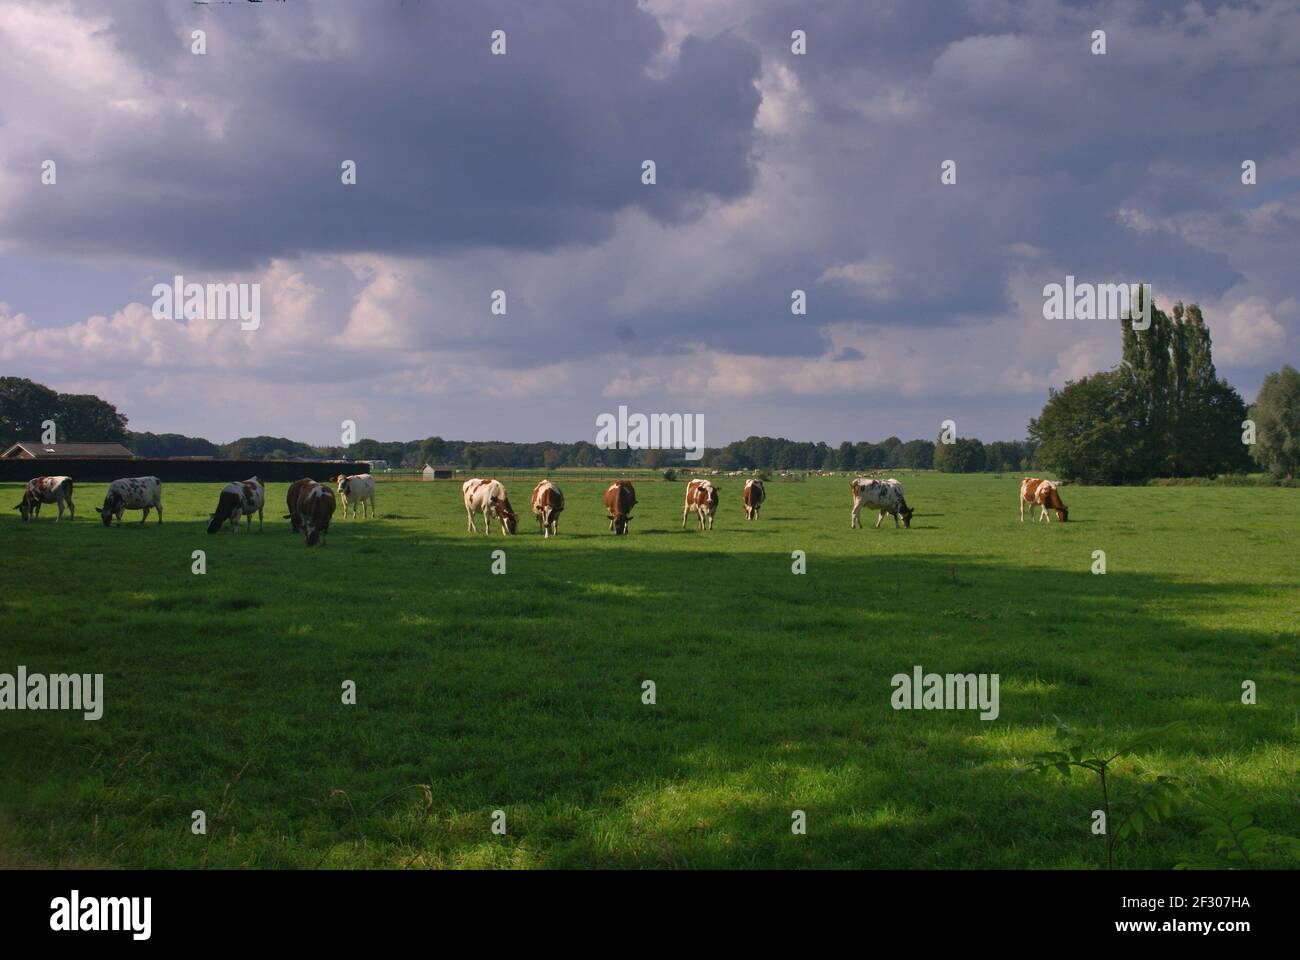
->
[[1, 0, 1297, 446]]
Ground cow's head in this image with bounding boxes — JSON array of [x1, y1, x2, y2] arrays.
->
[[899, 502, 915, 528], [611, 512, 632, 535], [206, 513, 224, 534], [305, 525, 323, 546], [496, 498, 518, 534], [13, 493, 33, 521], [99, 492, 122, 526], [1057, 505, 1069, 522]]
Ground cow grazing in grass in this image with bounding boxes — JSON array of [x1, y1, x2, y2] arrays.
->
[[332, 473, 376, 519], [463, 478, 517, 535], [286, 479, 335, 546], [530, 480, 564, 538], [1020, 477, 1069, 522], [207, 477, 265, 534], [99, 477, 163, 526], [13, 476, 74, 521], [742, 478, 765, 520], [850, 477, 913, 528], [604, 480, 637, 535], [1021, 477, 1068, 522], [682, 478, 719, 530], [285, 478, 315, 534]]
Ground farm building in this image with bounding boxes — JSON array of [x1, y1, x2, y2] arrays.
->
[[1, 441, 133, 459], [422, 464, 455, 480]]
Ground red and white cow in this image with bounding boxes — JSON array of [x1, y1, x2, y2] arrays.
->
[[286, 478, 335, 546], [742, 478, 765, 520], [530, 480, 564, 538], [1021, 477, 1068, 522], [99, 477, 163, 526], [682, 478, 719, 530], [13, 476, 75, 521], [332, 473, 376, 519], [604, 480, 637, 535], [207, 477, 265, 533], [463, 478, 517, 535], [850, 477, 913, 529]]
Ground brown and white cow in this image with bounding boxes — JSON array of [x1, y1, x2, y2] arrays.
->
[[99, 477, 163, 526], [530, 480, 564, 538], [850, 477, 913, 528], [682, 478, 719, 530], [13, 476, 75, 521], [742, 478, 765, 520], [604, 480, 637, 535], [463, 478, 517, 535], [208, 477, 265, 534], [1021, 477, 1068, 522], [286, 478, 335, 546], [332, 473, 376, 519]]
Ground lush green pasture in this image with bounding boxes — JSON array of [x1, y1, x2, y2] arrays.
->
[[0, 473, 1295, 869]]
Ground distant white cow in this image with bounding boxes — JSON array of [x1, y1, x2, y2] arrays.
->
[[463, 478, 517, 535], [850, 477, 913, 529], [99, 477, 163, 526], [333, 473, 376, 519], [13, 476, 75, 521], [207, 477, 265, 533]]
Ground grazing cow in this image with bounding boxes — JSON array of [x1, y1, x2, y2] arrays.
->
[[332, 473, 376, 519], [604, 480, 637, 535], [742, 478, 765, 520], [285, 479, 335, 546], [1020, 477, 1069, 522], [13, 476, 75, 521], [207, 477, 265, 534], [99, 477, 163, 526], [530, 480, 564, 538], [285, 478, 315, 533], [850, 477, 913, 529], [682, 478, 719, 530], [462, 478, 518, 535]]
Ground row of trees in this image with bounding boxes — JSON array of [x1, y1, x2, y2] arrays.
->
[[0, 377, 130, 446]]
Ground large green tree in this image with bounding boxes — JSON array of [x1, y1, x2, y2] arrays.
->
[[1036, 296, 1250, 482], [1249, 364, 1300, 479]]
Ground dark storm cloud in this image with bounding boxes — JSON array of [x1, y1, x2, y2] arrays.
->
[[3, 0, 761, 268]]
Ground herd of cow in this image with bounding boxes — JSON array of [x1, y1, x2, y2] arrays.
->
[[8, 472, 1071, 546]]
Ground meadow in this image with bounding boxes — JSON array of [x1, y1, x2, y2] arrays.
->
[[0, 473, 1295, 869]]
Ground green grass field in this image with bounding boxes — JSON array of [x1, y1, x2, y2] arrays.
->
[[1, 473, 1295, 869]]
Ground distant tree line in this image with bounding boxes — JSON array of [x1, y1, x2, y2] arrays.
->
[[0, 377, 129, 446]]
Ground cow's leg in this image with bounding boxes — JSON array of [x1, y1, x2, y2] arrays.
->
[[682, 504, 689, 528], [1019, 498, 1024, 522], [874, 509, 885, 529], [157, 502, 163, 523], [258, 507, 263, 531], [56, 500, 64, 522], [140, 506, 150, 523], [850, 503, 860, 529]]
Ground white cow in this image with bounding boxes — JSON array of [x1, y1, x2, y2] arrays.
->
[[334, 473, 376, 519], [13, 476, 75, 521], [207, 477, 265, 533], [99, 477, 163, 526], [682, 478, 719, 530], [850, 477, 913, 529], [463, 478, 518, 535], [530, 479, 564, 538]]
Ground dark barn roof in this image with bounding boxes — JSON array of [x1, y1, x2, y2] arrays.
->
[[1, 441, 134, 459]]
